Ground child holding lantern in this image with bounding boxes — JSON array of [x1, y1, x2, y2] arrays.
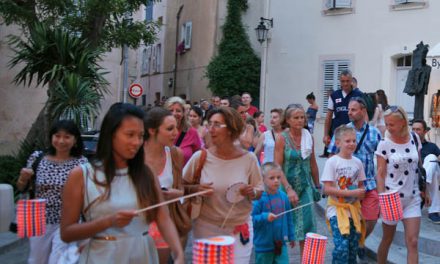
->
[[252, 162, 295, 264], [321, 125, 366, 263]]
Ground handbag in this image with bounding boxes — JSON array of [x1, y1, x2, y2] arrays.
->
[[184, 149, 207, 220], [169, 147, 192, 236], [411, 132, 427, 192]]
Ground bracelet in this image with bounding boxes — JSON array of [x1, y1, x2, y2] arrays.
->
[[285, 185, 292, 191]]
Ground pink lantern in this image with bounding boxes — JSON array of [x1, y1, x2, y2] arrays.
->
[[17, 199, 46, 238], [193, 236, 234, 264], [379, 190, 403, 222], [302, 232, 327, 264]]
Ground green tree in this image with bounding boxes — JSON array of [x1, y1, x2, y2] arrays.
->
[[205, 0, 261, 99], [0, 0, 159, 148]]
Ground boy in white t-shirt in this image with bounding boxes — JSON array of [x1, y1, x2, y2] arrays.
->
[[321, 125, 366, 264]]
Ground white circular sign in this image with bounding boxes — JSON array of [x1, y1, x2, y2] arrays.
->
[[128, 83, 143, 98]]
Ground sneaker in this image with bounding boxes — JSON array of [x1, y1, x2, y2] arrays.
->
[[428, 212, 440, 224], [357, 246, 366, 261], [318, 154, 328, 158]]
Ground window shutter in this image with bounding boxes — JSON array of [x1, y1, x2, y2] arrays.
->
[[151, 46, 156, 73], [335, 0, 351, 8], [322, 60, 350, 114], [142, 49, 148, 75], [326, 0, 352, 9], [155, 44, 161, 73], [145, 3, 153, 22], [394, 0, 408, 4], [184, 22, 192, 49]]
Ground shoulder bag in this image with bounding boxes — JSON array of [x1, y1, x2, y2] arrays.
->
[[168, 147, 192, 236], [184, 149, 207, 220]]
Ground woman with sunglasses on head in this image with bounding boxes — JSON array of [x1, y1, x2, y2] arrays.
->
[[17, 120, 87, 264], [274, 104, 320, 258], [61, 103, 184, 264], [183, 107, 263, 263], [164, 97, 201, 165], [143, 107, 188, 263], [375, 106, 430, 264]]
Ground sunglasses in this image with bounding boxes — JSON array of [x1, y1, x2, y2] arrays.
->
[[349, 97, 366, 108], [386, 105, 406, 121]]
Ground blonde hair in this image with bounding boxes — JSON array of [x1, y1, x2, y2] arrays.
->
[[334, 125, 356, 141], [383, 106, 410, 138], [261, 162, 282, 177], [283, 103, 306, 128], [164, 96, 189, 132]]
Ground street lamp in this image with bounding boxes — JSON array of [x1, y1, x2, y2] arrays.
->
[[255, 17, 273, 44]]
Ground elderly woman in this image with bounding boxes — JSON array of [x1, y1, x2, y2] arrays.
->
[[376, 106, 430, 264], [164, 97, 201, 165], [274, 103, 320, 257], [183, 107, 263, 263]]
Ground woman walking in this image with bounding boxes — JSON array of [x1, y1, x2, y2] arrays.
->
[[183, 107, 263, 263], [143, 107, 188, 263], [17, 120, 87, 264], [61, 103, 183, 264], [164, 97, 201, 165], [255, 108, 284, 163], [376, 106, 429, 264], [274, 104, 320, 257]]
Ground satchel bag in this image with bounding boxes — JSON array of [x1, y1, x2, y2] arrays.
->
[[185, 149, 207, 220], [411, 132, 427, 192], [169, 147, 192, 236]]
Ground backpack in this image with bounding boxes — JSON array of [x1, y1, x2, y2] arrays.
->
[[361, 92, 375, 121]]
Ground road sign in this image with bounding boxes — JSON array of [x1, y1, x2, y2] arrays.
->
[[128, 83, 143, 98]]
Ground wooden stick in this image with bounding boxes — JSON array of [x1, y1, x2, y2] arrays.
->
[[274, 202, 314, 217], [220, 203, 236, 229], [135, 190, 211, 214]]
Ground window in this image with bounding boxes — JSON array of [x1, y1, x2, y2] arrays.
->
[[153, 44, 161, 73], [145, 2, 153, 22], [325, 0, 352, 9], [142, 47, 151, 75], [391, 0, 426, 10], [322, 60, 350, 114], [394, 0, 422, 4], [181, 21, 192, 50], [397, 55, 412, 67]]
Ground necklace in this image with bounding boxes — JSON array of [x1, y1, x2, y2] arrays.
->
[[288, 131, 301, 149]]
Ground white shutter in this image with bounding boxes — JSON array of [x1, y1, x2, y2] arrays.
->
[[322, 60, 350, 114], [184, 21, 192, 49], [151, 46, 156, 73], [335, 0, 351, 8], [325, 0, 335, 9], [141, 49, 148, 74], [326, 0, 351, 9], [394, 0, 408, 4], [155, 44, 161, 73]]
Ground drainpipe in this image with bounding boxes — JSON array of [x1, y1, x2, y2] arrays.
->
[[173, 5, 184, 96], [259, 0, 271, 112]]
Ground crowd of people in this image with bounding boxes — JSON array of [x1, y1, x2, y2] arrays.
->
[[15, 72, 440, 263]]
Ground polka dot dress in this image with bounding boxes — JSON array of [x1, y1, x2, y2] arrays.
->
[[375, 136, 421, 199], [26, 151, 88, 224]]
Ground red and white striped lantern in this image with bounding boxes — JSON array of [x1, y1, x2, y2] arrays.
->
[[17, 199, 46, 238], [302, 232, 327, 264], [379, 190, 403, 222], [192, 236, 234, 264]]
